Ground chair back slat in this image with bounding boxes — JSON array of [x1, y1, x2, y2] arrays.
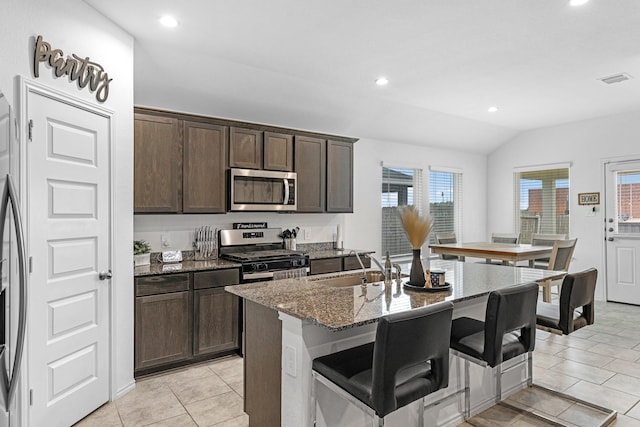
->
[[531, 233, 566, 247], [491, 233, 519, 244], [548, 238, 577, 271]]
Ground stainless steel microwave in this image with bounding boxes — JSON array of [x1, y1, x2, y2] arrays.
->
[[229, 168, 297, 211]]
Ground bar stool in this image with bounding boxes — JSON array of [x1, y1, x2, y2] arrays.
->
[[311, 301, 454, 426], [449, 282, 538, 418], [536, 268, 597, 335]]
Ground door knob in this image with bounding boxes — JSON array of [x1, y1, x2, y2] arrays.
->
[[608, 237, 614, 242], [99, 270, 112, 280]]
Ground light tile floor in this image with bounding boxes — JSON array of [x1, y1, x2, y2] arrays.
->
[[76, 300, 640, 427], [74, 356, 247, 427]]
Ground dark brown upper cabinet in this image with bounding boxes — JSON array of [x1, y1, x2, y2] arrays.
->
[[264, 132, 293, 171], [229, 127, 263, 169], [183, 121, 228, 213], [294, 136, 326, 212], [134, 106, 357, 214], [326, 140, 354, 213], [134, 113, 181, 213]]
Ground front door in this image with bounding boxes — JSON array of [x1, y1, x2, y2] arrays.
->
[[605, 159, 640, 304], [26, 86, 111, 426]]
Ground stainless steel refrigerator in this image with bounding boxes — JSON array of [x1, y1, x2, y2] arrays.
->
[[0, 91, 28, 427]]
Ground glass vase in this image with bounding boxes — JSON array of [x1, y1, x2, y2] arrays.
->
[[409, 249, 425, 286]]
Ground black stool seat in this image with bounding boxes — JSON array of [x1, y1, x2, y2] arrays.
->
[[312, 301, 453, 424], [536, 268, 597, 335]]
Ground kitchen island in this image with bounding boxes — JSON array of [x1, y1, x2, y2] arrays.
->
[[226, 259, 566, 427]]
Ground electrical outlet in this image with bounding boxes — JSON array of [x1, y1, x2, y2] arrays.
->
[[304, 229, 310, 240], [161, 233, 171, 248], [284, 345, 296, 377]]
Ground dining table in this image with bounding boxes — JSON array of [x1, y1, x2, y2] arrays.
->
[[429, 241, 554, 267], [429, 241, 560, 302]]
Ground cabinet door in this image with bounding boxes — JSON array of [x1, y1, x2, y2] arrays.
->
[[295, 136, 326, 212], [343, 255, 371, 271], [309, 258, 342, 275], [264, 132, 293, 171], [326, 140, 354, 213], [183, 121, 228, 213], [194, 288, 240, 356], [229, 127, 263, 169], [134, 114, 181, 213], [135, 291, 192, 370]]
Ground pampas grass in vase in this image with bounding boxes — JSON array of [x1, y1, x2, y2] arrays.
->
[[399, 206, 433, 287]]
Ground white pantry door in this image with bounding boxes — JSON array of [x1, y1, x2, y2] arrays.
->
[[605, 159, 640, 305], [26, 87, 111, 426]]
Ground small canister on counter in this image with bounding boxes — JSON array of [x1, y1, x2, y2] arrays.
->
[[429, 269, 446, 287]]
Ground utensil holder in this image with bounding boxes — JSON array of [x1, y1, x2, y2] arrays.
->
[[284, 237, 296, 251]]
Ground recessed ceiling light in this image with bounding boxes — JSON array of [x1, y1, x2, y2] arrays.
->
[[159, 15, 178, 28], [488, 106, 499, 113], [375, 77, 389, 86], [569, 0, 589, 6]]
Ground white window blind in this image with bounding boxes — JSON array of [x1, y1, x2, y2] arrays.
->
[[381, 167, 423, 257], [429, 169, 462, 244], [514, 167, 570, 243]]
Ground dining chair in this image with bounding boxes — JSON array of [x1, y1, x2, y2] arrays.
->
[[311, 302, 454, 427], [485, 232, 520, 264], [537, 238, 577, 302], [491, 232, 520, 244], [536, 268, 597, 335], [531, 233, 567, 268], [450, 282, 538, 418], [435, 232, 460, 260]]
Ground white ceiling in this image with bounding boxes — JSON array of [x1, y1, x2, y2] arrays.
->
[[86, 0, 640, 153]]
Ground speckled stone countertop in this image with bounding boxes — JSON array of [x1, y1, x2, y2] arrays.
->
[[305, 249, 374, 260], [133, 248, 374, 277], [134, 258, 241, 277], [225, 259, 566, 331]]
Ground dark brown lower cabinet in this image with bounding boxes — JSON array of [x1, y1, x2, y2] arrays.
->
[[134, 268, 241, 376], [194, 288, 240, 356], [244, 300, 282, 427], [135, 291, 192, 370], [309, 255, 371, 275]]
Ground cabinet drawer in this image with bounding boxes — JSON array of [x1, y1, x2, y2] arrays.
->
[[343, 255, 371, 271], [309, 258, 342, 275], [194, 269, 240, 290], [135, 273, 190, 296]]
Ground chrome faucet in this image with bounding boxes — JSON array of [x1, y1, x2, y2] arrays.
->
[[366, 254, 385, 277], [349, 250, 367, 284], [393, 264, 402, 282]]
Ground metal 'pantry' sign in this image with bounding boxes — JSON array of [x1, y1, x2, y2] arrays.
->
[[33, 35, 112, 102]]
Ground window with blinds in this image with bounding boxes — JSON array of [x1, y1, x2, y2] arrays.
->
[[429, 169, 462, 244], [514, 167, 570, 243], [381, 167, 423, 257]]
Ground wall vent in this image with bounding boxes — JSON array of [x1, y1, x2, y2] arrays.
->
[[599, 73, 633, 84]]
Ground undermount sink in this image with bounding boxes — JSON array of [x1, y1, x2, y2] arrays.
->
[[315, 271, 406, 288]]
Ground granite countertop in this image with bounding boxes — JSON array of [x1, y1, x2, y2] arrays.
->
[[134, 258, 242, 277], [225, 259, 566, 331], [133, 247, 374, 277], [305, 248, 374, 260]]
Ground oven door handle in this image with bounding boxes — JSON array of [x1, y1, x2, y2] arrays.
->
[[244, 271, 275, 280], [283, 179, 289, 205]]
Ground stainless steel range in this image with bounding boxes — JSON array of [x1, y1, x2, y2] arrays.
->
[[219, 228, 309, 282]]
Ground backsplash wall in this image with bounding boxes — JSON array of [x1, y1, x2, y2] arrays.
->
[[134, 212, 348, 253]]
